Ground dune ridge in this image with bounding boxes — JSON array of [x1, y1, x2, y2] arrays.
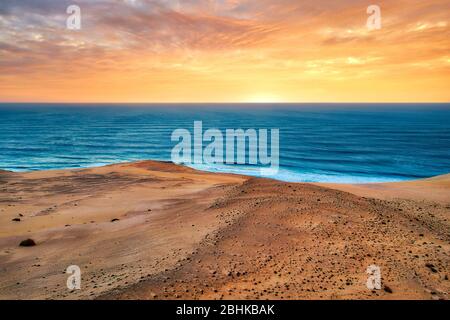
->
[[0, 161, 448, 300]]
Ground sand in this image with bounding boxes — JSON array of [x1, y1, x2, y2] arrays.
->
[[0, 161, 448, 300], [316, 174, 450, 204]]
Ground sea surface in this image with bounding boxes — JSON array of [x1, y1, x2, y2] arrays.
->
[[0, 103, 449, 183]]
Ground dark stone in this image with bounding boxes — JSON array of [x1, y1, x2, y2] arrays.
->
[[12, 218, 21, 222], [425, 263, 438, 273], [19, 239, 36, 247], [111, 218, 120, 222], [383, 285, 393, 293]]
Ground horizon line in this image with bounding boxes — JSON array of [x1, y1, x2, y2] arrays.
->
[[1, 102, 450, 105]]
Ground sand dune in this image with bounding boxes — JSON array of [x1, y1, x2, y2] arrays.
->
[[0, 161, 448, 300], [316, 174, 450, 204]]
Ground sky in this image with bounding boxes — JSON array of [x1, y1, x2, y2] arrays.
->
[[0, 0, 449, 103]]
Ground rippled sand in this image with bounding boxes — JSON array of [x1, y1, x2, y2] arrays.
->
[[0, 161, 448, 300]]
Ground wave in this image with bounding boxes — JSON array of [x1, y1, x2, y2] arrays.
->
[[187, 163, 409, 183]]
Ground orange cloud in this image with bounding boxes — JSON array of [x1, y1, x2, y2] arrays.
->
[[0, 0, 449, 102]]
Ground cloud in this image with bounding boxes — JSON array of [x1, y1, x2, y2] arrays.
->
[[0, 0, 449, 102]]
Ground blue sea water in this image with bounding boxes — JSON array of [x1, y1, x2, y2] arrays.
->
[[0, 103, 449, 183]]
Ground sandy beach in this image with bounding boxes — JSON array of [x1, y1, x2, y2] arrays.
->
[[0, 161, 448, 300]]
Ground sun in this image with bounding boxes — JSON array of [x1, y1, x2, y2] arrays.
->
[[244, 94, 284, 103]]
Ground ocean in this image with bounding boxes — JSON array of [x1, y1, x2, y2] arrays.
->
[[0, 103, 449, 183]]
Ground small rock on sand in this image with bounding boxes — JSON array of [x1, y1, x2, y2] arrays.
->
[[19, 239, 36, 247], [425, 263, 438, 273]]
